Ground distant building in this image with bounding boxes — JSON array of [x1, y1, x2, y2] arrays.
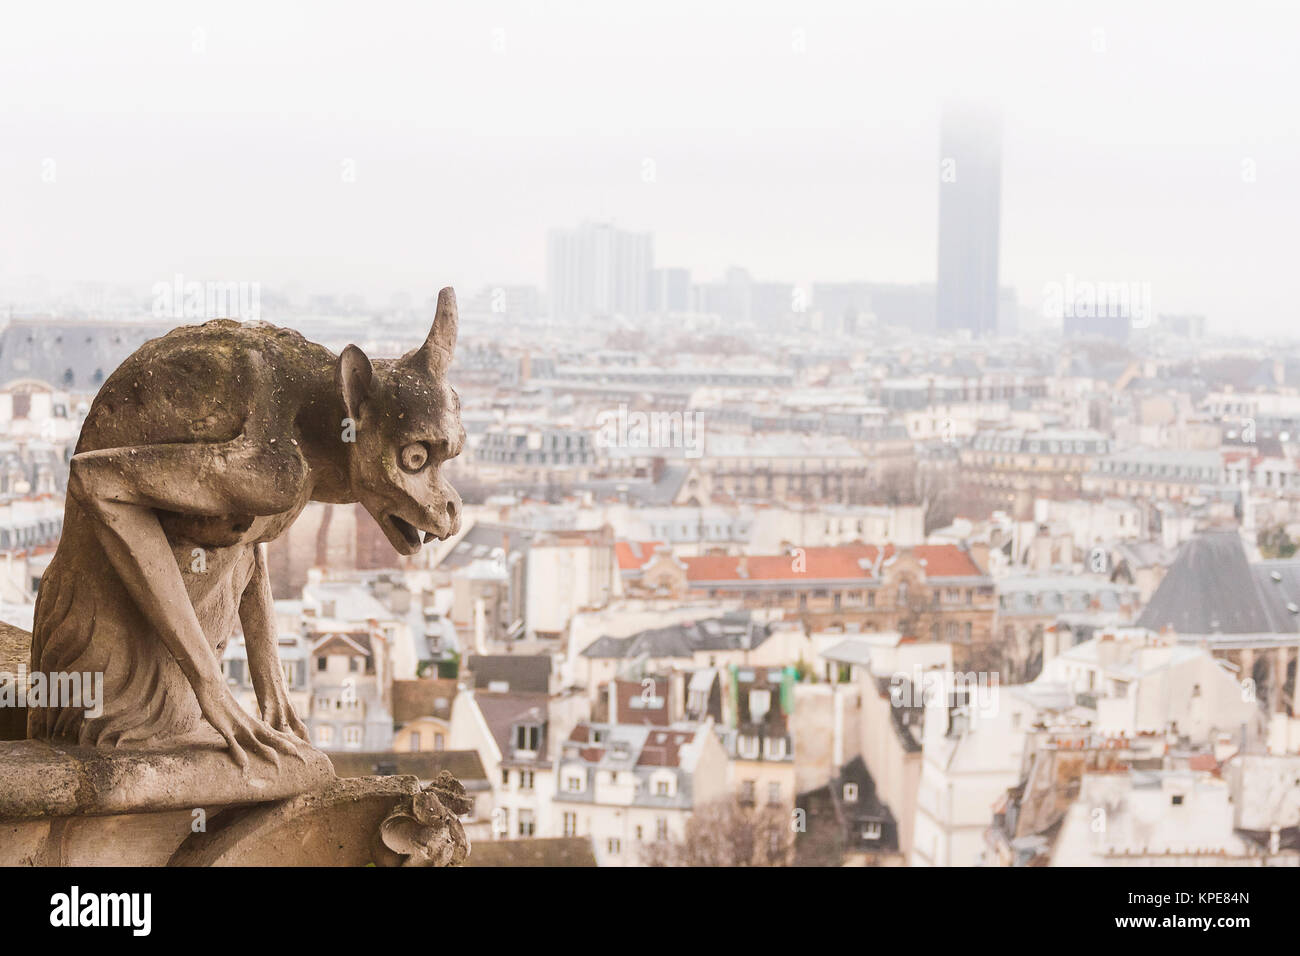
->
[[554, 719, 729, 866], [649, 268, 691, 313], [936, 100, 1002, 337], [546, 221, 652, 321]]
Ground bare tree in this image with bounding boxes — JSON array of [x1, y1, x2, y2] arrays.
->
[[641, 797, 793, 866]]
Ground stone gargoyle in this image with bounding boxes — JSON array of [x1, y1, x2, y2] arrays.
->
[[28, 287, 466, 770]]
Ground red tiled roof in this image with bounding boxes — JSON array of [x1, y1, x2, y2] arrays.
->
[[615, 540, 665, 571], [683, 543, 981, 583]]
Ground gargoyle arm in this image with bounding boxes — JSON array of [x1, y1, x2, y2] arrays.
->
[[239, 542, 309, 742], [67, 434, 309, 517]]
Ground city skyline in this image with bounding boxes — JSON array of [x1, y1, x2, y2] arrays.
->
[[2, 1, 1298, 332]]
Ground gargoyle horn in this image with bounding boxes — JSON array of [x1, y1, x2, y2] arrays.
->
[[403, 286, 458, 376]]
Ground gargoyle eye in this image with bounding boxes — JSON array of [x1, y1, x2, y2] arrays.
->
[[399, 442, 429, 473]]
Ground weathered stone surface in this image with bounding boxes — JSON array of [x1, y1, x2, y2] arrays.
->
[[0, 738, 336, 820], [169, 774, 471, 867], [0, 621, 30, 741], [4, 809, 201, 866]]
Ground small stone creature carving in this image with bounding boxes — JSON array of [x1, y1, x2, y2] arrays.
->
[[29, 288, 466, 769], [374, 771, 472, 867]]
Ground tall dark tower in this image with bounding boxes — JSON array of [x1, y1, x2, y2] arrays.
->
[[936, 100, 1002, 336]]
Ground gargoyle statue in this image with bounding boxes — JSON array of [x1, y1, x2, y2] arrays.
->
[[28, 287, 466, 769]]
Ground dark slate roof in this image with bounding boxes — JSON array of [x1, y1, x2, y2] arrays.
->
[[1249, 561, 1300, 634], [436, 522, 535, 571], [467, 654, 551, 693], [327, 749, 488, 785], [0, 320, 171, 391], [466, 837, 598, 867], [572, 464, 689, 507], [1136, 531, 1298, 634], [582, 613, 771, 660]]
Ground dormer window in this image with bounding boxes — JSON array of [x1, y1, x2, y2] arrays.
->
[[749, 689, 772, 723], [515, 724, 540, 753], [843, 783, 859, 803]]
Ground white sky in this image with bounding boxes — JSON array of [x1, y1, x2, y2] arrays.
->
[[2, 0, 1297, 331]]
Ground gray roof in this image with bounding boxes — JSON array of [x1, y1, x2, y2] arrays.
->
[[437, 522, 535, 571], [1137, 531, 1300, 634], [0, 320, 171, 390], [582, 613, 771, 660]]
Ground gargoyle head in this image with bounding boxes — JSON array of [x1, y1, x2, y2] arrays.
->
[[336, 287, 466, 555]]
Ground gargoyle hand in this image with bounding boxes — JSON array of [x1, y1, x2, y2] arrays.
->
[[195, 674, 304, 771]]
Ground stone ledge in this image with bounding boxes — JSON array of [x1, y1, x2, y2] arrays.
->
[[0, 739, 336, 820]]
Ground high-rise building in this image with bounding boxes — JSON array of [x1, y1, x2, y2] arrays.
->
[[936, 101, 1002, 337], [546, 222, 653, 322], [649, 267, 691, 313]]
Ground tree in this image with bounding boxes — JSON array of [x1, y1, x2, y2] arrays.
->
[[641, 797, 793, 866]]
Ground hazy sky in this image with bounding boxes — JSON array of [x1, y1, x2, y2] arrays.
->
[[2, 0, 1297, 331]]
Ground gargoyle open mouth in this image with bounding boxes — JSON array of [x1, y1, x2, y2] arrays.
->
[[387, 514, 433, 549]]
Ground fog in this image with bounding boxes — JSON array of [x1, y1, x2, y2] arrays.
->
[[2, 0, 1297, 330]]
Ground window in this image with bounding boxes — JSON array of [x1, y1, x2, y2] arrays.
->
[[562, 812, 577, 837], [606, 838, 621, 856], [740, 780, 756, 805], [348, 657, 359, 673], [656, 817, 668, 841], [515, 724, 540, 753], [409, 732, 421, 752], [1171, 794, 1184, 806], [738, 735, 760, 760], [317, 657, 327, 672], [344, 725, 363, 748], [518, 809, 535, 837], [843, 782, 859, 802], [434, 733, 445, 750], [520, 770, 534, 791], [655, 779, 670, 796], [501, 768, 510, 787], [565, 774, 584, 792], [768, 782, 781, 806], [635, 825, 643, 841], [281, 661, 297, 688], [315, 725, 334, 746]]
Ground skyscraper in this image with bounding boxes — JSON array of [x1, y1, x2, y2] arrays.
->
[[936, 100, 1002, 337], [546, 221, 653, 322]]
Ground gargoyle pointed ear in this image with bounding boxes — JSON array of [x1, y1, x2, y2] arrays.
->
[[405, 287, 458, 376], [337, 344, 373, 420]]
